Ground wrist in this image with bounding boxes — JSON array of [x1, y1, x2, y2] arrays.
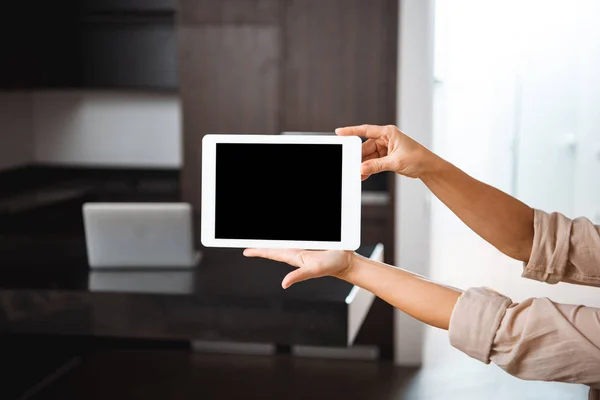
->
[[418, 150, 448, 181], [334, 252, 361, 282]]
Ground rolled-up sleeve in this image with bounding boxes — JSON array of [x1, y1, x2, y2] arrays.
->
[[449, 287, 600, 392], [523, 209, 600, 287]]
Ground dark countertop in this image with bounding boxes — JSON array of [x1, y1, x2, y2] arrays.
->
[[0, 165, 386, 347], [0, 233, 377, 346]]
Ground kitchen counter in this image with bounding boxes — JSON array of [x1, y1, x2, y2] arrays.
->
[[0, 235, 380, 347]]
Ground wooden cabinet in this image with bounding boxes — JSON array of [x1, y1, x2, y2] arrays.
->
[[0, 1, 177, 90], [362, 202, 394, 260], [178, 0, 397, 358], [79, 16, 177, 89], [178, 1, 283, 214], [178, 0, 281, 24], [178, 24, 281, 210], [179, 0, 397, 215], [34, 2, 82, 88], [80, 0, 175, 12], [0, 4, 41, 89], [282, 0, 397, 132]]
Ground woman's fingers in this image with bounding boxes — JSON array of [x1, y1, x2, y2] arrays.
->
[[243, 248, 303, 267], [244, 249, 315, 289], [361, 138, 389, 179], [282, 268, 315, 289], [362, 139, 378, 156], [336, 124, 387, 140], [361, 155, 396, 175], [362, 151, 379, 163]]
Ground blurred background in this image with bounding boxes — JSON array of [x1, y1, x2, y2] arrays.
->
[[417, 1, 600, 398], [0, 0, 598, 399]]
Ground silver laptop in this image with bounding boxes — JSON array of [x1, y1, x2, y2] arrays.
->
[[83, 203, 199, 268]]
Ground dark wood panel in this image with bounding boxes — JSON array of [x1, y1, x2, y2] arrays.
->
[[33, 348, 575, 400], [0, 4, 38, 89], [0, 335, 84, 400], [354, 297, 394, 360], [79, 20, 177, 90], [386, 172, 396, 266], [179, 25, 281, 213], [178, 0, 281, 25], [82, 0, 175, 13], [358, 200, 395, 357], [282, 0, 398, 132], [361, 221, 388, 249], [1, 2, 176, 90], [33, 350, 421, 400], [4, 2, 81, 89], [361, 203, 394, 263]]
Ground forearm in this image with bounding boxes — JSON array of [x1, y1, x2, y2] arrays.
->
[[420, 156, 534, 262], [340, 254, 462, 330]]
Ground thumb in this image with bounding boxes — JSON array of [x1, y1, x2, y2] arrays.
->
[[282, 269, 314, 289], [361, 156, 395, 175]]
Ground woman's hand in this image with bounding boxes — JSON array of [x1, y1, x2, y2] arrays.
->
[[336, 124, 440, 180], [243, 249, 355, 289], [245, 247, 462, 330]]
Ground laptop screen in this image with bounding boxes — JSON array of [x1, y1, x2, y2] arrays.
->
[[215, 143, 343, 241]]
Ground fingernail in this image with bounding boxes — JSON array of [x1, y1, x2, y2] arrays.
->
[[335, 128, 341, 134]]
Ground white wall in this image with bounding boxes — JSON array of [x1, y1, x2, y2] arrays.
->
[[425, 0, 600, 372], [0, 93, 34, 170], [0, 91, 181, 170], [514, 2, 581, 217], [32, 91, 181, 168], [394, 0, 435, 366], [515, 1, 600, 223], [573, 1, 600, 224], [433, 0, 519, 195], [432, 0, 600, 223]]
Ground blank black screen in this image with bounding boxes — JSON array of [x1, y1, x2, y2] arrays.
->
[[215, 143, 342, 241]]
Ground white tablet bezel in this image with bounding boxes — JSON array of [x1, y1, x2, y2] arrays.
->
[[201, 134, 362, 250]]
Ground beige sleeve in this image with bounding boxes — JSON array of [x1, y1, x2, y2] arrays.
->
[[523, 209, 600, 287], [449, 287, 600, 390]]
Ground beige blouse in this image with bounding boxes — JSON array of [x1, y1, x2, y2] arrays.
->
[[448, 209, 600, 400]]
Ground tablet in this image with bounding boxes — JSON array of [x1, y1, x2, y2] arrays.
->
[[201, 134, 362, 250]]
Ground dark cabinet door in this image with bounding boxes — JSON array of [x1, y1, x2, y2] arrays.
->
[[0, 1, 81, 89], [178, 0, 280, 25], [35, 12, 82, 88], [282, 0, 397, 194], [179, 24, 281, 213], [80, 18, 177, 90], [81, 0, 175, 13], [0, 33, 36, 89], [283, 0, 398, 132], [0, 2, 176, 90], [0, 5, 44, 89], [279, 0, 397, 357], [178, 0, 397, 217]]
